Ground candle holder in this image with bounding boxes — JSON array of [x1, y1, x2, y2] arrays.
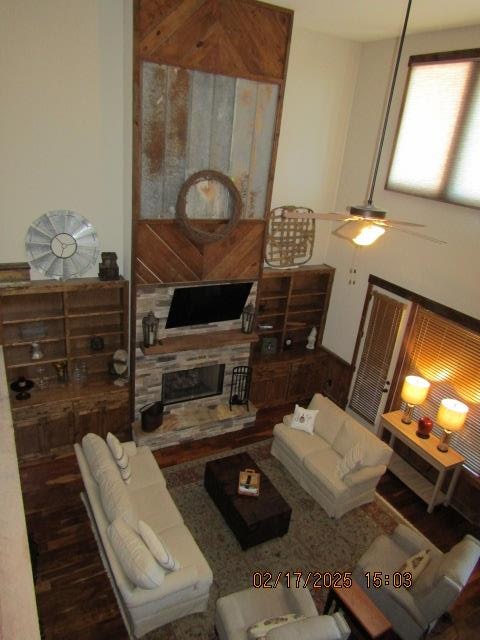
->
[[241, 304, 255, 334], [142, 311, 160, 348]]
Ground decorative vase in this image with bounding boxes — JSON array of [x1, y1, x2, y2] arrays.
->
[[416, 416, 433, 439], [306, 327, 317, 350], [90, 335, 105, 351], [53, 361, 68, 384], [31, 342, 44, 360]]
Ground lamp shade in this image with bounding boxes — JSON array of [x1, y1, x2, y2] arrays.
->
[[401, 375, 430, 405], [436, 399, 468, 432]]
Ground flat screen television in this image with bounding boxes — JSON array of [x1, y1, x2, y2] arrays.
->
[[165, 282, 253, 329]]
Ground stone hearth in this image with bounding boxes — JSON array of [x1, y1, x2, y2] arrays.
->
[[133, 402, 257, 449]]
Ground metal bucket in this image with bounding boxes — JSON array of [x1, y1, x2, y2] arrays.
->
[[140, 401, 164, 432]]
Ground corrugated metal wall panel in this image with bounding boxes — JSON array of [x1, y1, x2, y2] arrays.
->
[[163, 66, 189, 216], [140, 62, 277, 220], [248, 83, 278, 217], [141, 63, 167, 217]]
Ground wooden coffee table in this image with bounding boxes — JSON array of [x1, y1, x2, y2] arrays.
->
[[204, 451, 291, 549]]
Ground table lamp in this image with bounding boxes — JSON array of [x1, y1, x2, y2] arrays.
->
[[400, 375, 430, 424], [436, 398, 468, 452]]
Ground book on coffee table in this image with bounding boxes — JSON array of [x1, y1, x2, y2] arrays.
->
[[238, 468, 260, 496]]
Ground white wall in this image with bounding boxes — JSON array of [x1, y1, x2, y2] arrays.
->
[[0, 0, 129, 278], [323, 24, 480, 362], [272, 27, 360, 263]]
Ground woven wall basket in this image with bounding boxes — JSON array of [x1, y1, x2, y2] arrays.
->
[[265, 206, 315, 267]]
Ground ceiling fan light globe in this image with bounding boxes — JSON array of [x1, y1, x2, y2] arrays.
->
[[353, 224, 386, 246]]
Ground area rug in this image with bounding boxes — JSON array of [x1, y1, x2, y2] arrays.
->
[[144, 439, 403, 640]]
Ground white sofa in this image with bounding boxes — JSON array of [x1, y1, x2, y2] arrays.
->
[[271, 394, 393, 518], [74, 434, 213, 638]]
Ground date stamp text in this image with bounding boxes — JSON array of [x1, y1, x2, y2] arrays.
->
[[252, 571, 353, 589]]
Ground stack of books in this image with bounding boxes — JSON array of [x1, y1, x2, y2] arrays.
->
[[238, 468, 260, 497]]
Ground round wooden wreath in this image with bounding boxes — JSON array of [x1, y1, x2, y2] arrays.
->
[[175, 170, 243, 244]]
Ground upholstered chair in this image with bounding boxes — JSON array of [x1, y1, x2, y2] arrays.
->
[[215, 582, 350, 640], [353, 523, 480, 640]]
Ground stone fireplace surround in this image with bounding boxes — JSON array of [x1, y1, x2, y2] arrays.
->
[[134, 282, 257, 449]]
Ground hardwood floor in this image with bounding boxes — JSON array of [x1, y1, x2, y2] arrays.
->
[[19, 406, 480, 639]]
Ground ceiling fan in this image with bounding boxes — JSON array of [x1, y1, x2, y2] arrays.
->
[[283, 0, 446, 247]]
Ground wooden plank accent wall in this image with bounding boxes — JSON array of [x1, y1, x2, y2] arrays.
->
[[135, 220, 264, 283], [136, 0, 293, 82]]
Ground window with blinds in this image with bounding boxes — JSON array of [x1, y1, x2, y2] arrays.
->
[[399, 307, 480, 475], [387, 49, 480, 208], [349, 292, 405, 424]]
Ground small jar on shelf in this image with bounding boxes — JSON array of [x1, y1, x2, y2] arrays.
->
[[36, 366, 48, 390], [72, 362, 88, 387]]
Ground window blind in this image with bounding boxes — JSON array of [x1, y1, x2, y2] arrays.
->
[[387, 50, 480, 208], [349, 292, 405, 424], [399, 307, 480, 474]]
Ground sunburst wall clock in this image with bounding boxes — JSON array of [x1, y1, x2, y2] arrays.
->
[[25, 210, 100, 280]]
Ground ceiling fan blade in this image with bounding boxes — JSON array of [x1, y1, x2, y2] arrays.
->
[[283, 211, 350, 222], [377, 218, 426, 228], [283, 209, 426, 227], [385, 226, 447, 244]]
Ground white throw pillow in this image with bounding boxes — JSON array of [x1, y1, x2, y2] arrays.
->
[[282, 414, 293, 427], [98, 469, 138, 530], [398, 549, 431, 586], [106, 432, 131, 484], [336, 442, 363, 479], [138, 520, 181, 571], [247, 613, 306, 639], [82, 432, 118, 482], [290, 405, 318, 435], [307, 394, 346, 444], [108, 518, 165, 589]]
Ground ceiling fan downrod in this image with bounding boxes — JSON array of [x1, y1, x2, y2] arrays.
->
[[356, 0, 413, 214]]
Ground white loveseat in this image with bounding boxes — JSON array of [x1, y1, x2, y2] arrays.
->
[[271, 394, 393, 518], [74, 434, 213, 638]]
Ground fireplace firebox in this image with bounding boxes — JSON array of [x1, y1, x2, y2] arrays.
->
[[162, 364, 225, 405]]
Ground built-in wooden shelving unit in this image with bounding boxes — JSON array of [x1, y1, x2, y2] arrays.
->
[[0, 278, 130, 461]]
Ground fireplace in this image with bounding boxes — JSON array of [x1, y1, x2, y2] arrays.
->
[[162, 364, 225, 405]]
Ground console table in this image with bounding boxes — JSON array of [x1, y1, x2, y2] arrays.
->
[[379, 411, 464, 513]]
